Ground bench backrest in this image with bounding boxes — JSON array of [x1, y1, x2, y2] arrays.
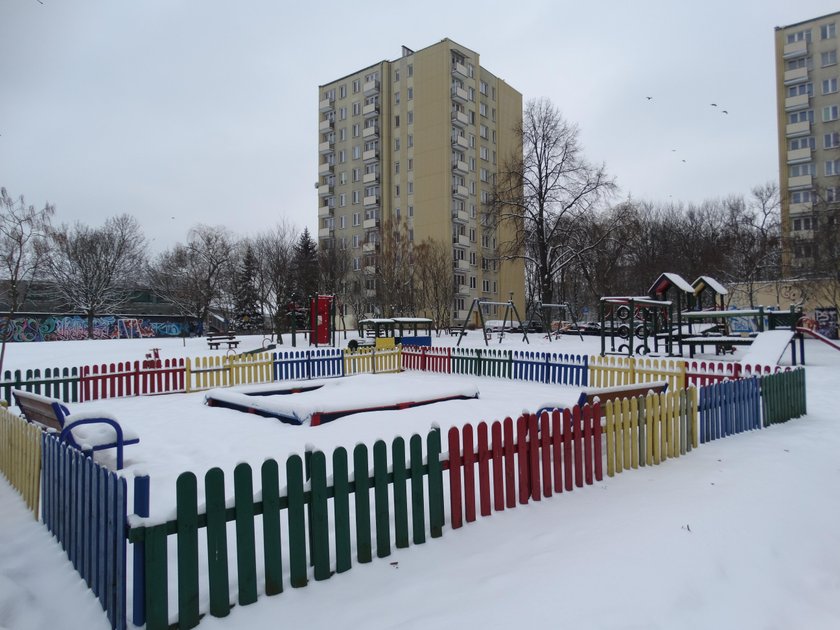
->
[[578, 381, 669, 414], [12, 389, 70, 432]]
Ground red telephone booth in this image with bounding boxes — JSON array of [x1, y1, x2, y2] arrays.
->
[[310, 295, 334, 346]]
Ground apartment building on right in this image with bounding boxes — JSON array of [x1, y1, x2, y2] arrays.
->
[[775, 11, 840, 275]]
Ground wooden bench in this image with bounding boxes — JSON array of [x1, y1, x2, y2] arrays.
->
[[12, 389, 139, 470], [683, 336, 755, 358], [577, 381, 669, 415], [207, 333, 240, 350], [448, 327, 467, 337]]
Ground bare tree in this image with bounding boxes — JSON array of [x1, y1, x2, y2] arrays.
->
[[147, 225, 234, 333], [414, 238, 453, 333], [375, 216, 415, 316], [252, 223, 297, 338], [490, 98, 619, 305], [40, 214, 146, 338], [0, 188, 54, 371]]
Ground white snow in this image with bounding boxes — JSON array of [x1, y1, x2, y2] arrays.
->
[[1, 333, 839, 630], [694, 275, 728, 295], [739, 330, 795, 366]]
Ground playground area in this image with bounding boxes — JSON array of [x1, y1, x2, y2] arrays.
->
[[0, 331, 838, 630]]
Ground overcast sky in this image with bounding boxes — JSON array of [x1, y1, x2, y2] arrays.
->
[[2, 0, 838, 253]]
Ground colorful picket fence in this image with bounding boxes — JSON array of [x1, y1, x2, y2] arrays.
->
[[0, 404, 42, 516], [343, 345, 401, 375], [761, 367, 807, 426], [42, 433, 128, 630], [128, 429, 445, 630], [1, 366, 80, 404], [698, 378, 762, 443], [601, 388, 698, 477], [80, 359, 186, 401]]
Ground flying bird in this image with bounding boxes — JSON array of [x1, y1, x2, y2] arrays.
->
[[722, 110, 729, 114], [681, 159, 687, 163], [710, 103, 717, 107], [645, 96, 653, 100]]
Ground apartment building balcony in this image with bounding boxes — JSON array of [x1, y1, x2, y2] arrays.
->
[[319, 119, 334, 133], [452, 110, 469, 128], [362, 125, 379, 139], [318, 162, 333, 176], [319, 97, 334, 113], [363, 103, 379, 118], [787, 147, 812, 164], [786, 121, 810, 137], [785, 94, 810, 111], [318, 227, 334, 239], [452, 309, 469, 322], [452, 159, 468, 174], [452, 234, 470, 247], [363, 172, 378, 184], [452, 135, 469, 150], [453, 258, 469, 270], [783, 40, 808, 59], [363, 149, 379, 163], [319, 140, 333, 154], [789, 201, 813, 215], [363, 196, 379, 209], [788, 175, 812, 189], [451, 85, 468, 103], [363, 241, 379, 253], [452, 208, 469, 223], [363, 80, 379, 95], [364, 289, 377, 298], [452, 185, 469, 199], [317, 184, 333, 197], [318, 202, 333, 217], [457, 284, 471, 296], [451, 61, 468, 78], [784, 67, 808, 85], [363, 265, 376, 275]]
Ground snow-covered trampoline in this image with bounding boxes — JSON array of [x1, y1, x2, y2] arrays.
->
[[204, 373, 480, 426]]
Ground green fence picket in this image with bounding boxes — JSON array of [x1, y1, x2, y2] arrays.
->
[[392, 437, 409, 549], [234, 463, 258, 605], [410, 434, 426, 545], [145, 524, 169, 630], [310, 451, 331, 581], [205, 467, 230, 618], [427, 428, 444, 538], [260, 459, 283, 596], [176, 472, 200, 629], [353, 444, 372, 563], [373, 440, 391, 558], [332, 448, 352, 573], [286, 455, 308, 588]]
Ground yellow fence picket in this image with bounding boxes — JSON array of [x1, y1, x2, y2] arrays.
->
[[0, 406, 41, 518]]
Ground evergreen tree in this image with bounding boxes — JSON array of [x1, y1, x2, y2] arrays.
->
[[233, 244, 263, 332], [292, 228, 319, 303]]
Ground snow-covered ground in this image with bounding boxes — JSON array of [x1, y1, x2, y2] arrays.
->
[[1, 332, 839, 630]]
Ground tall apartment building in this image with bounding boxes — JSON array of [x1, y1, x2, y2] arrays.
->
[[775, 11, 840, 274], [317, 38, 524, 323]]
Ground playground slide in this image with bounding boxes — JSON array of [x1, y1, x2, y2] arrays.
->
[[739, 330, 794, 366], [796, 327, 840, 352]]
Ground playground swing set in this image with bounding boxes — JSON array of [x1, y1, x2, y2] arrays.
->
[[525, 302, 585, 342], [454, 294, 530, 347]]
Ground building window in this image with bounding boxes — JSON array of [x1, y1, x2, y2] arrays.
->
[[480, 146, 489, 161], [407, 87, 413, 100], [339, 193, 346, 208], [353, 212, 360, 226], [823, 104, 840, 121], [786, 29, 811, 43], [824, 78, 839, 94], [408, 205, 414, 217], [338, 150, 346, 164], [407, 64, 413, 77], [821, 50, 837, 67], [791, 190, 813, 203], [821, 23, 836, 40], [479, 102, 487, 117], [824, 132, 840, 149], [789, 162, 815, 177], [826, 159, 840, 176], [352, 145, 361, 160], [395, 161, 400, 174], [395, 115, 400, 128], [339, 106, 347, 120], [788, 109, 814, 124], [482, 279, 490, 293], [394, 91, 400, 105], [339, 215, 346, 229], [394, 138, 400, 151], [407, 111, 413, 124], [787, 57, 808, 71], [479, 80, 488, 95], [407, 134, 413, 148], [352, 101, 361, 116], [407, 181, 413, 194], [788, 82, 813, 96], [352, 190, 361, 204], [352, 123, 360, 137], [352, 168, 361, 182], [353, 79, 361, 93], [394, 69, 400, 82], [339, 84, 346, 99], [793, 216, 816, 231], [826, 187, 839, 202], [395, 184, 400, 197], [408, 158, 413, 171]]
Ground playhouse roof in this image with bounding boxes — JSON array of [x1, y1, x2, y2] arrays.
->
[[692, 276, 728, 295], [648, 272, 695, 296]]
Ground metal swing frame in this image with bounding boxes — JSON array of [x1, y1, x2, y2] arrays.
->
[[456, 294, 529, 347], [524, 302, 584, 342]]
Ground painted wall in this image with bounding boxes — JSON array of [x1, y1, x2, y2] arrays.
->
[[0, 314, 195, 342]]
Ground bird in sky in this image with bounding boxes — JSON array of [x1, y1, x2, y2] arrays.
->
[[722, 110, 729, 114], [681, 159, 687, 163], [710, 103, 717, 107], [645, 96, 653, 100]]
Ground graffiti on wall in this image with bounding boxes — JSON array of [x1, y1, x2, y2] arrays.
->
[[0, 315, 191, 342]]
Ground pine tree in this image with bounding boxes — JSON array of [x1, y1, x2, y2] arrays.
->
[[234, 244, 263, 332], [292, 228, 319, 302]]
